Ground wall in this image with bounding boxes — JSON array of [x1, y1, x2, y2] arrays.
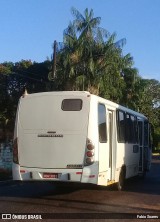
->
[[0, 142, 13, 172]]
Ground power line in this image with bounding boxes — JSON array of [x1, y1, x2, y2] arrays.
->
[[16, 68, 49, 79], [12, 72, 44, 83], [0, 72, 50, 84]]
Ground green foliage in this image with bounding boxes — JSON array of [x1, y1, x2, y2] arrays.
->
[[0, 60, 52, 141]]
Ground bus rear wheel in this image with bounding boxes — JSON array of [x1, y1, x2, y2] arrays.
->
[[117, 167, 126, 191]]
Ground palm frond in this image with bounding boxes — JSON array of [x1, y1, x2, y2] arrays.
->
[[71, 7, 85, 22]]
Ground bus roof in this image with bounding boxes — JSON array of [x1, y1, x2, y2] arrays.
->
[[21, 91, 147, 120]]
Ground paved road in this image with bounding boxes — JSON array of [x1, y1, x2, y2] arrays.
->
[[0, 156, 160, 221]]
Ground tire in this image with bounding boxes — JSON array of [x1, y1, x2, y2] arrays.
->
[[117, 168, 125, 191], [139, 170, 146, 179]]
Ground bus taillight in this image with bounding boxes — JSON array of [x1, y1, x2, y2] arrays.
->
[[85, 138, 95, 165], [86, 151, 94, 157], [13, 137, 19, 164], [86, 157, 94, 165], [87, 143, 94, 150]]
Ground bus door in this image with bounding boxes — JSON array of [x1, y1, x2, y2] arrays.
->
[[138, 121, 143, 173], [98, 104, 113, 184], [108, 110, 113, 181], [138, 120, 151, 174], [143, 121, 152, 171]]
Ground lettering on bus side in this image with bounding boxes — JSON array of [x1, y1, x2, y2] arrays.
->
[[38, 134, 63, 137]]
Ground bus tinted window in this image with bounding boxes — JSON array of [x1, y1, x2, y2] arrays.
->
[[144, 121, 149, 146], [138, 121, 143, 146], [98, 104, 107, 143], [62, 99, 82, 111], [126, 113, 138, 143], [133, 116, 138, 143], [117, 110, 125, 143]]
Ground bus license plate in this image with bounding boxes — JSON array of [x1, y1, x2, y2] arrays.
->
[[43, 173, 58, 179]]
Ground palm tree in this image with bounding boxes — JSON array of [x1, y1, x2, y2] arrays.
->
[[55, 7, 138, 99], [71, 7, 108, 42], [59, 7, 110, 92]]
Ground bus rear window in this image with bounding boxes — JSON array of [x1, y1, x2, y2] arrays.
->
[[61, 99, 82, 111]]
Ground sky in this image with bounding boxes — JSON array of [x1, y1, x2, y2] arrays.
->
[[0, 0, 160, 81]]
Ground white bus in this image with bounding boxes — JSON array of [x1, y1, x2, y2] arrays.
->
[[12, 91, 152, 190]]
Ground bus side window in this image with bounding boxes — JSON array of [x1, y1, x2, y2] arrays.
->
[[144, 121, 149, 146], [131, 115, 138, 143], [98, 104, 107, 143], [126, 114, 132, 143], [126, 114, 138, 143], [138, 121, 143, 146], [117, 110, 125, 143], [134, 116, 139, 143]]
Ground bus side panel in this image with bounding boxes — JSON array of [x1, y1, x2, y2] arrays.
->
[[12, 100, 21, 180], [12, 163, 21, 180], [125, 144, 140, 178], [115, 143, 125, 182], [115, 143, 140, 180]]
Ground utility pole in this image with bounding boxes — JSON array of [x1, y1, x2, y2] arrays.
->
[[52, 40, 57, 79]]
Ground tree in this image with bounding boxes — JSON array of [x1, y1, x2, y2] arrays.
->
[[0, 60, 51, 141], [56, 7, 132, 98]]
